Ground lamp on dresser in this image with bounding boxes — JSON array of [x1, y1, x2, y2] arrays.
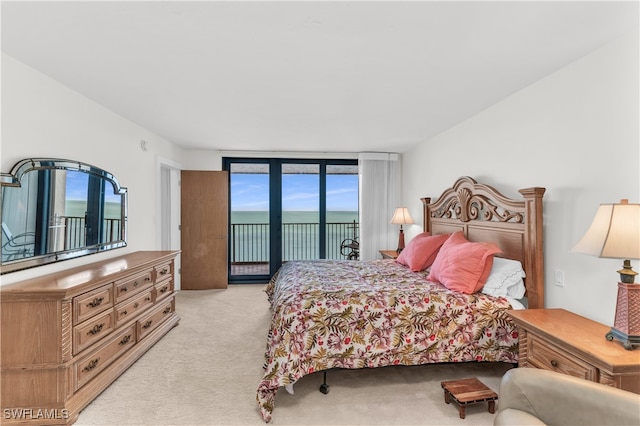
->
[[390, 207, 414, 253], [572, 199, 640, 350]]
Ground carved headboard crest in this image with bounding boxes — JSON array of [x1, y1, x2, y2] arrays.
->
[[430, 177, 525, 224]]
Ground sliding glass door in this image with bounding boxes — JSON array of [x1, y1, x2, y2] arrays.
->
[[281, 163, 319, 262], [224, 158, 358, 283], [326, 164, 359, 260], [227, 161, 271, 279]]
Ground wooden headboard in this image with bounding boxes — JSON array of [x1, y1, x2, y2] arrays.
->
[[421, 177, 546, 309]]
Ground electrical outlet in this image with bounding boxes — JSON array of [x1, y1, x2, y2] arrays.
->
[[554, 270, 565, 287]]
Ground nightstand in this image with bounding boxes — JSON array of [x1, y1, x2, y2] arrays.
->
[[508, 308, 640, 394], [379, 250, 399, 259]]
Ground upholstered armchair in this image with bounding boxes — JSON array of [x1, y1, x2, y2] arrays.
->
[[495, 368, 640, 426]]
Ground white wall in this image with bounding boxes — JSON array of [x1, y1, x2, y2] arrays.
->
[[0, 54, 185, 285], [402, 31, 640, 325]]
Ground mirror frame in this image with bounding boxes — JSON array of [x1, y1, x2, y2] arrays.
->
[[0, 158, 127, 274]]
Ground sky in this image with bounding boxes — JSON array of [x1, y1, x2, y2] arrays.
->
[[231, 173, 359, 211], [66, 170, 121, 203]]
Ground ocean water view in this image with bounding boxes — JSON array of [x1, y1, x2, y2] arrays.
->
[[231, 210, 358, 224], [66, 200, 122, 218]]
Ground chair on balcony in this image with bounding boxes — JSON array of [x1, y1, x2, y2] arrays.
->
[[340, 220, 359, 260], [1, 222, 35, 261]]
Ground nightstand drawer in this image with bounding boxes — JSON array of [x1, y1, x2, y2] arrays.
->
[[528, 334, 598, 381]]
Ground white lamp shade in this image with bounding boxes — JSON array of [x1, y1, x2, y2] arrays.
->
[[572, 201, 640, 260], [391, 207, 414, 225]]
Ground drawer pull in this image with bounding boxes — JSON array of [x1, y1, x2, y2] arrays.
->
[[163, 307, 171, 314], [120, 287, 128, 293], [550, 360, 559, 368], [142, 320, 153, 329], [145, 276, 151, 282], [120, 310, 128, 316], [133, 281, 139, 287], [119, 335, 132, 345], [83, 358, 100, 372], [134, 303, 139, 308], [160, 287, 168, 294], [146, 297, 152, 302], [160, 268, 169, 275], [87, 297, 104, 308], [87, 323, 105, 335]]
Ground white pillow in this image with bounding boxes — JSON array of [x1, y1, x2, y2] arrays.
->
[[481, 257, 526, 299], [505, 296, 526, 310]]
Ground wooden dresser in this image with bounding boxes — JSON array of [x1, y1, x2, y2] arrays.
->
[[508, 308, 640, 394], [0, 251, 180, 425]]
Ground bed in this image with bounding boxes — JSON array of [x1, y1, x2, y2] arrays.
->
[[257, 176, 545, 422]]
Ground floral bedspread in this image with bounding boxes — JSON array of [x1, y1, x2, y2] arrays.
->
[[256, 259, 518, 422]]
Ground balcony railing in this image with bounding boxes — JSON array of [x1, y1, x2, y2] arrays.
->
[[231, 221, 359, 264], [63, 218, 356, 264], [1, 216, 123, 262], [60, 216, 122, 250]]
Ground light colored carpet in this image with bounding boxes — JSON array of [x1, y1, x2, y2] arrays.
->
[[76, 285, 512, 426]]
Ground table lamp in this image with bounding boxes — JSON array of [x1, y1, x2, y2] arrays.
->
[[391, 207, 414, 253], [572, 199, 640, 350]]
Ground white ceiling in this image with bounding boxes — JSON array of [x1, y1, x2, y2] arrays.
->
[[2, 1, 638, 154]]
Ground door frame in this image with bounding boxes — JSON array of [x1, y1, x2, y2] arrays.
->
[[156, 156, 182, 290]]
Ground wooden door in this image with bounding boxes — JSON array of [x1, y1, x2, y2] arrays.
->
[[180, 171, 228, 289]]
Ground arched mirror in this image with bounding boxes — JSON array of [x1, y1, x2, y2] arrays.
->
[[0, 158, 127, 274]]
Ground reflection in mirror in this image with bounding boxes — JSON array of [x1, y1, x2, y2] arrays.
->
[[1, 159, 127, 274]]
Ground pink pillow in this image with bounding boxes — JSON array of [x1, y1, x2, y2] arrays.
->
[[427, 231, 502, 294], [396, 233, 450, 272], [412, 232, 432, 239]]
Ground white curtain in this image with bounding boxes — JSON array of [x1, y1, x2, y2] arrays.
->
[[358, 153, 401, 260]]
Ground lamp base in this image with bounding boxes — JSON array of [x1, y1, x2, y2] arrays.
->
[[617, 259, 638, 283], [606, 282, 640, 350], [396, 229, 405, 253], [605, 328, 640, 350]]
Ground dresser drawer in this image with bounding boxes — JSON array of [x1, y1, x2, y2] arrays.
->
[[74, 324, 137, 390], [73, 284, 114, 325], [115, 270, 153, 303], [115, 289, 154, 326], [154, 278, 174, 303], [528, 334, 598, 381], [155, 261, 173, 281], [137, 298, 175, 341], [73, 309, 116, 354]]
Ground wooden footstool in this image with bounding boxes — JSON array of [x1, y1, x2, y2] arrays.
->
[[440, 377, 498, 419]]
